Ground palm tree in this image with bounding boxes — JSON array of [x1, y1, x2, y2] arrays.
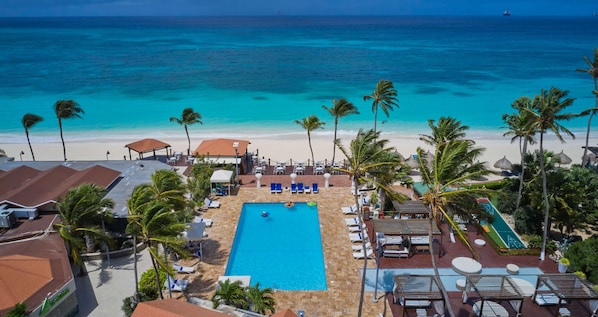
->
[[54, 100, 84, 161], [576, 48, 598, 167], [524, 87, 578, 261], [322, 98, 359, 165], [146, 169, 187, 212], [54, 183, 114, 276], [420, 116, 469, 147], [245, 283, 276, 315], [417, 119, 493, 317], [502, 97, 537, 210], [335, 129, 402, 317], [363, 79, 399, 133], [170, 107, 202, 156], [212, 279, 248, 309], [126, 185, 154, 302], [294, 115, 325, 164], [21, 113, 43, 161]]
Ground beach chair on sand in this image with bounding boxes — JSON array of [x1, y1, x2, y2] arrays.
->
[[193, 216, 213, 227], [275, 183, 283, 193], [291, 183, 298, 194], [164, 276, 189, 292], [342, 204, 358, 214], [270, 183, 277, 194], [353, 248, 375, 259], [173, 263, 195, 273], [204, 198, 220, 208], [312, 183, 319, 193], [297, 182, 304, 193]]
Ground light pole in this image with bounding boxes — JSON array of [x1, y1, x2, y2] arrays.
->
[[373, 232, 385, 303], [100, 207, 111, 267], [233, 142, 239, 186], [19, 151, 24, 161], [106, 150, 110, 160]]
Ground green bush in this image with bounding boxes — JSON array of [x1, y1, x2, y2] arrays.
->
[[6, 303, 27, 317], [139, 268, 167, 300], [565, 236, 598, 284]]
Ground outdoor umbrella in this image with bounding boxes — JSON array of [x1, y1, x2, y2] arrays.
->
[[405, 154, 420, 169], [555, 150, 572, 165], [493, 156, 512, 170]]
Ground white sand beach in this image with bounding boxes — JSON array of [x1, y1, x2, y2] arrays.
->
[[1, 131, 589, 171]]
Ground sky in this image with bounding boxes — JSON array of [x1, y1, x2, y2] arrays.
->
[[0, 0, 596, 17]]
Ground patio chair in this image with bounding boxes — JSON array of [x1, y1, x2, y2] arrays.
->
[[349, 231, 367, 242], [353, 248, 375, 259], [297, 182, 304, 193], [204, 198, 220, 208], [290, 183, 298, 193], [342, 204, 358, 214], [164, 276, 189, 292], [348, 225, 363, 233], [345, 217, 360, 226], [312, 183, 319, 193], [173, 263, 195, 273], [275, 183, 283, 193], [351, 242, 373, 251], [270, 183, 277, 194], [193, 216, 213, 227]]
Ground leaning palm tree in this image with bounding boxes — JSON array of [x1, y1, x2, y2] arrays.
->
[[502, 97, 537, 211], [21, 113, 43, 161], [54, 100, 84, 161], [524, 87, 578, 261], [245, 283, 276, 315], [54, 183, 114, 276], [294, 115, 325, 164], [170, 107, 202, 156], [576, 48, 598, 167], [363, 79, 399, 134], [417, 120, 493, 317], [335, 129, 402, 317], [322, 98, 359, 165]]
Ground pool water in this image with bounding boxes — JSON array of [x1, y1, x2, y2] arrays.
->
[[363, 267, 544, 292], [225, 202, 327, 290]]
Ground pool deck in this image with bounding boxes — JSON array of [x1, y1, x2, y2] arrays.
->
[[177, 173, 582, 317]]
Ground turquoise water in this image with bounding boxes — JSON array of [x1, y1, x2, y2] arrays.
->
[[363, 267, 544, 292], [225, 202, 327, 290], [480, 200, 527, 249], [1, 16, 597, 144]]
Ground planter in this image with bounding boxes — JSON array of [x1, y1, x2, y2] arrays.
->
[[558, 262, 569, 273]]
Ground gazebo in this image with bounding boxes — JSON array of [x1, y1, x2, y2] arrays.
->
[[392, 200, 431, 219], [392, 275, 445, 317], [464, 274, 526, 317], [210, 169, 233, 194], [372, 219, 442, 255], [124, 138, 171, 160], [532, 273, 598, 316]]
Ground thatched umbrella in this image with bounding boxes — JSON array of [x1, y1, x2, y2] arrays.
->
[[405, 154, 420, 169], [493, 156, 512, 170], [555, 150, 572, 165]]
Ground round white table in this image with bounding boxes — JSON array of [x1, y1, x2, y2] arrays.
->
[[473, 300, 508, 317], [511, 278, 535, 297], [474, 239, 486, 247], [452, 257, 482, 275]]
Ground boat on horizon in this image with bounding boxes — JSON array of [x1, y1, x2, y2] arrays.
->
[[503, 10, 511, 16]]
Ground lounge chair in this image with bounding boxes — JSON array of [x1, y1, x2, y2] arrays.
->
[[349, 232, 366, 242], [164, 276, 189, 292], [353, 248, 375, 259], [275, 183, 283, 193], [290, 183, 298, 194], [270, 183, 277, 194], [345, 217, 360, 226], [297, 182, 304, 193], [173, 263, 195, 273], [383, 248, 410, 258], [342, 204, 358, 214], [204, 198, 220, 208], [193, 216, 213, 227], [534, 293, 564, 306], [312, 183, 319, 193], [351, 242, 373, 251], [398, 297, 431, 308], [348, 225, 363, 233]]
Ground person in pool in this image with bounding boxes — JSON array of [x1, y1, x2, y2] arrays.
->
[[284, 201, 294, 208], [261, 211, 269, 217]]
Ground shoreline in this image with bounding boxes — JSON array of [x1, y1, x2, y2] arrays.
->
[[1, 131, 589, 169]]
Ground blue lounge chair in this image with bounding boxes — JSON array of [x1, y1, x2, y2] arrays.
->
[[297, 182, 304, 193], [270, 183, 277, 194], [312, 183, 319, 194], [275, 183, 283, 193], [290, 183, 298, 194]]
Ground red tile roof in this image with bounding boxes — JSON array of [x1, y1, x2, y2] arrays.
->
[[272, 308, 299, 317], [125, 138, 171, 154], [132, 299, 230, 317], [193, 138, 250, 157]]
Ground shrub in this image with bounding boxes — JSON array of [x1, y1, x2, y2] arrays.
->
[[139, 268, 167, 300]]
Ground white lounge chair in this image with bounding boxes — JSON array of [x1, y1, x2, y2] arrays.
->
[[348, 225, 364, 233], [342, 204, 358, 214], [534, 293, 564, 306], [398, 297, 431, 307], [204, 198, 220, 208], [349, 232, 366, 242], [383, 248, 410, 258], [353, 248, 375, 259], [352, 242, 373, 251], [164, 276, 189, 292], [173, 263, 195, 273], [345, 217, 361, 226], [193, 216, 213, 227]]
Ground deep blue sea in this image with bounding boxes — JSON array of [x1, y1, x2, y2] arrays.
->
[[1, 16, 597, 143]]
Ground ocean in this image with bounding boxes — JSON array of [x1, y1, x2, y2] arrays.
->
[[0, 16, 597, 144]]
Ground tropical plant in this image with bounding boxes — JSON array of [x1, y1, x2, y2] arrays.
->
[[170, 107, 202, 156], [566, 236, 598, 283], [322, 97, 359, 165], [524, 87, 578, 261], [138, 267, 167, 300], [576, 48, 598, 167], [420, 116, 469, 146], [6, 302, 27, 317], [245, 283, 276, 315], [294, 115, 325, 164], [21, 113, 43, 161], [334, 128, 404, 317], [54, 100, 84, 161], [0, 149, 6, 157], [363, 79, 398, 133], [417, 117, 494, 317], [502, 96, 537, 211], [145, 169, 187, 213], [54, 183, 114, 276], [212, 279, 248, 309]]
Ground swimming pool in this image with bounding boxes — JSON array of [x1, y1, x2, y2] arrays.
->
[[363, 267, 544, 292], [478, 198, 526, 249], [225, 202, 327, 290]]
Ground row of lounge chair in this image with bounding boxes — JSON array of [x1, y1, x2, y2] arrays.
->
[[269, 183, 320, 194]]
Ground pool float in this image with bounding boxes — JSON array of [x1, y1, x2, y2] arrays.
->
[[261, 211, 269, 217], [307, 201, 317, 207], [284, 201, 294, 208]]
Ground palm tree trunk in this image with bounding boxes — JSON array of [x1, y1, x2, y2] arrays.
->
[[373, 108, 378, 134], [515, 139, 528, 211], [149, 248, 164, 299], [133, 235, 140, 302], [332, 120, 338, 165], [355, 178, 368, 317], [428, 210, 455, 317], [539, 132, 550, 261], [184, 124, 191, 156], [58, 119, 67, 161], [307, 131, 315, 165], [581, 111, 595, 167], [26, 130, 36, 161]]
